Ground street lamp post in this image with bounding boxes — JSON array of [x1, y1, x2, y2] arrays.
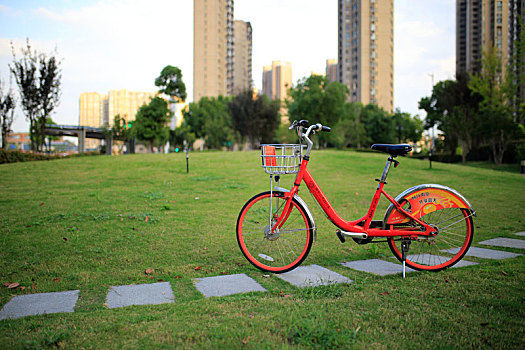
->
[[428, 73, 435, 169]]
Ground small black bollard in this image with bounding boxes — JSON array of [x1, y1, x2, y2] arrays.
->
[[184, 140, 189, 174], [521, 160, 525, 175]]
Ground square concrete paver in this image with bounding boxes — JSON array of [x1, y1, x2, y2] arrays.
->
[[513, 232, 525, 237], [275, 264, 352, 288], [478, 238, 525, 250], [0, 290, 79, 320], [106, 282, 174, 309], [195, 273, 267, 298], [341, 259, 415, 276], [442, 247, 522, 259], [406, 254, 478, 268]]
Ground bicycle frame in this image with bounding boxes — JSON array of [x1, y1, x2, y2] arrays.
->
[[271, 157, 436, 239]]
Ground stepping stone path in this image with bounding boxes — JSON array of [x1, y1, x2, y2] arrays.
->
[[478, 238, 525, 249], [342, 259, 416, 276], [275, 264, 352, 287], [0, 290, 79, 320], [1, 233, 524, 320], [405, 254, 478, 268], [442, 247, 522, 260], [195, 273, 266, 297], [106, 282, 174, 309]]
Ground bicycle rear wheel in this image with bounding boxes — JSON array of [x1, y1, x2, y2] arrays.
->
[[236, 191, 313, 273], [388, 207, 474, 271]]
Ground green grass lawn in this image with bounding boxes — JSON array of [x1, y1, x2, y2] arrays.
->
[[0, 150, 524, 348]]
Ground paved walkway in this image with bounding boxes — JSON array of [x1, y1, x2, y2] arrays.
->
[[1, 232, 524, 320]]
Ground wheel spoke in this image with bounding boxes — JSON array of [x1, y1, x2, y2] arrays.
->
[[390, 206, 473, 271], [237, 192, 312, 273]]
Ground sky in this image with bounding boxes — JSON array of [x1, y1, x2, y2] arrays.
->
[[0, 0, 456, 133]]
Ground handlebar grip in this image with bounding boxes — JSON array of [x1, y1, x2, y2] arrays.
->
[[322, 126, 331, 132]]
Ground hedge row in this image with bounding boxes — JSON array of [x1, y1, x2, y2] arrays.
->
[[0, 150, 101, 164]]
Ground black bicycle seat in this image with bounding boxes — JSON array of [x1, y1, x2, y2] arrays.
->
[[371, 144, 412, 157]]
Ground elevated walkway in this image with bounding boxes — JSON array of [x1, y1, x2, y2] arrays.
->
[[43, 124, 134, 154]]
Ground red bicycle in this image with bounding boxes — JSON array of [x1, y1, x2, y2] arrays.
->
[[236, 120, 476, 274]]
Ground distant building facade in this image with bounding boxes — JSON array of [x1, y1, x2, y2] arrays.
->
[[193, 0, 234, 101], [338, 0, 394, 111], [79, 89, 155, 150], [6, 132, 31, 151], [262, 61, 293, 123], [456, 0, 510, 76], [233, 20, 253, 94], [262, 61, 292, 101], [326, 59, 338, 82]]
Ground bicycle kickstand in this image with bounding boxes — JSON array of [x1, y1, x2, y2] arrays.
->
[[401, 240, 411, 279]]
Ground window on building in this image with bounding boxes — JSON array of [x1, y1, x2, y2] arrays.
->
[[371, 24, 375, 31], [497, 13, 502, 24], [497, 1, 502, 11], [371, 33, 376, 40]]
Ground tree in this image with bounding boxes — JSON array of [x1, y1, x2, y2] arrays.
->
[[10, 39, 61, 152], [170, 123, 196, 151], [287, 75, 348, 146], [37, 51, 61, 152], [469, 47, 521, 165], [229, 89, 280, 148], [391, 109, 424, 144], [155, 65, 187, 102], [360, 104, 396, 146], [183, 96, 234, 149], [0, 76, 16, 150], [9, 40, 39, 151], [134, 97, 172, 152], [328, 102, 366, 149], [109, 114, 134, 153], [418, 74, 483, 163]]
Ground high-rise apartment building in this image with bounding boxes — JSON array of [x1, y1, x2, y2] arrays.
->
[[262, 61, 292, 101], [233, 20, 253, 94], [326, 59, 338, 82], [193, 0, 234, 101], [456, 0, 510, 76], [262, 61, 293, 123], [79, 89, 155, 149], [338, 0, 394, 111], [509, 0, 525, 102]]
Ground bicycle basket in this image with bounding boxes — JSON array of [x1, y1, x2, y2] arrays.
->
[[260, 144, 305, 175]]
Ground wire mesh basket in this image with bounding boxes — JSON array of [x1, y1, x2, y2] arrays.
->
[[260, 144, 305, 175]]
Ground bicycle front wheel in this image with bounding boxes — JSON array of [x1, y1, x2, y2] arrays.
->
[[236, 191, 314, 273]]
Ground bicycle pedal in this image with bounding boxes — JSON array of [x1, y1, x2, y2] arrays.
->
[[336, 230, 346, 243]]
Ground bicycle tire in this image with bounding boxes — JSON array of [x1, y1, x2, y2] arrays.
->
[[236, 191, 314, 273], [387, 205, 474, 272]]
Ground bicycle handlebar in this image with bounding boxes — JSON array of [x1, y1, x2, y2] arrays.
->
[[289, 120, 331, 134]]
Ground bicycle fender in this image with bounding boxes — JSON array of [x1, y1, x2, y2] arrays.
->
[[274, 186, 317, 241], [383, 184, 476, 226]]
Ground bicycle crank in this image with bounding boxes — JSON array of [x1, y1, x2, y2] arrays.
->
[[336, 229, 368, 243]]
